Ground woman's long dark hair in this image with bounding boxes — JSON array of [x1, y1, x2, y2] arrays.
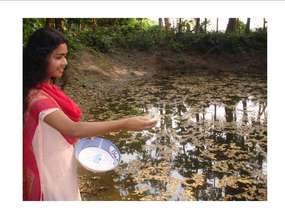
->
[[23, 27, 68, 114]]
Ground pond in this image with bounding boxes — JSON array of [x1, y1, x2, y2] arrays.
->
[[78, 72, 267, 201]]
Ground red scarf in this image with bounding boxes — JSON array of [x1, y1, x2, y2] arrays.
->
[[23, 82, 82, 200], [37, 83, 82, 144]]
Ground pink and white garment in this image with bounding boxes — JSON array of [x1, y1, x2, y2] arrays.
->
[[23, 83, 82, 201]]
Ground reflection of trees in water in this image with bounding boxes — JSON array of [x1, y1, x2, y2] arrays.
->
[[170, 97, 266, 200], [81, 73, 267, 200], [117, 95, 266, 200]]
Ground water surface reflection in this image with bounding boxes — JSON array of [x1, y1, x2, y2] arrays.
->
[[79, 72, 267, 201]]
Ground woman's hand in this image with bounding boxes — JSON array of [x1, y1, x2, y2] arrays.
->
[[124, 116, 157, 131]]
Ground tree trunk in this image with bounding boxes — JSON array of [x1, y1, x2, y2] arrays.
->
[[45, 18, 54, 28], [178, 18, 182, 33], [237, 18, 240, 33], [216, 18, 219, 32], [67, 19, 72, 30], [263, 18, 267, 31], [195, 18, 200, 34], [55, 18, 64, 32], [226, 18, 237, 33], [204, 18, 207, 32], [186, 22, 191, 32], [164, 18, 171, 31], [92, 18, 97, 31], [159, 18, 163, 27], [245, 18, 251, 33]]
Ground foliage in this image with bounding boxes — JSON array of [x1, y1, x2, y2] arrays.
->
[[79, 27, 115, 52], [77, 23, 266, 54], [175, 31, 267, 54], [64, 31, 84, 55], [23, 18, 45, 46], [23, 18, 267, 54], [77, 19, 163, 52]]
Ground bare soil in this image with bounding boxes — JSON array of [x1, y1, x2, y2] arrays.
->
[[59, 47, 266, 119]]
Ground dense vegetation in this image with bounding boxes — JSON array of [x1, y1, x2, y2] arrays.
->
[[23, 18, 267, 55]]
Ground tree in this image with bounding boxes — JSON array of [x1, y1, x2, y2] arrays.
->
[[194, 18, 200, 34], [216, 18, 219, 32], [245, 18, 251, 33], [204, 18, 207, 32], [186, 20, 191, 32], [201, 18, 210, 33], [178, 18, 183, 33], [159, 18, 163, 27], [263, 18, 267, 31], [226, 18, 237, 33], [45, 18, 54, 28], [237, 18, 240, 33], [55, 18, 64, 32], [164, 18, 171, 31], [92, 18, 97, 31]]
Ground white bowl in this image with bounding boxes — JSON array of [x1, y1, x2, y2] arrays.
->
[[75, 137, 121, 173]]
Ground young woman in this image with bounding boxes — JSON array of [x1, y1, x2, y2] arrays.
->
[[23, 27, 157, 201]]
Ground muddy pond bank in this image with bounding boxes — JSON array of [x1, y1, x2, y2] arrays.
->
[[61, 48, 266, 116]]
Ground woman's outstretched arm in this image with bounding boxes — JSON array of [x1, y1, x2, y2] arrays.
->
[[44, 109, 157, 138]]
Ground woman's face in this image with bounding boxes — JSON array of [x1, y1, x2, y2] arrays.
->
[[47, 43, 68, 79]]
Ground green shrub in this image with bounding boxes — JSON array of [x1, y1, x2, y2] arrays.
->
[[23, 18, 45, 46], [79, 28, 114, 52], [172, 31, 266, 54]]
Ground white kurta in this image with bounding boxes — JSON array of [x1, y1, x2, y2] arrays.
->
[[32, 108, 81, 201]]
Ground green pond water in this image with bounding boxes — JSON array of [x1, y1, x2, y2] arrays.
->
[[78, 72, 267, 201]]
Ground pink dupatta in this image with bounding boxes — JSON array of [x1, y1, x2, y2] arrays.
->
[[23, 82, 82, 201]]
